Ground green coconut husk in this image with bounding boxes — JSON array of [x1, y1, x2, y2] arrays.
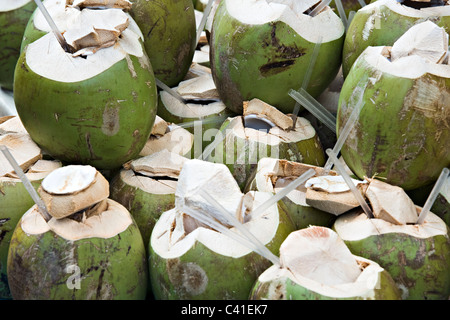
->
[[209, 0, 345, 114], [129, 0, 197, 87], [0, 0, 36, 90]]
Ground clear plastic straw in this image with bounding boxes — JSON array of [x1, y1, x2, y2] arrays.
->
[[182, 205, 280, 266], [289, 88, 336, 132], [0, 145, 52, 221], [34, 0, 72, 53], [334, 0, 348, 29], [324, 100, 365, 171], [196, 0, 215, 45], [291, 37, 323, 121], [198, 121, 231, 160], [357, 0, 366, 7], [309, 0, 332, 17], [248, 169, 316, 220], [325, 148, 374, 218], [156, 78, 187, 104], [199, 190, 280, 266], [416, 167, 449, 224]]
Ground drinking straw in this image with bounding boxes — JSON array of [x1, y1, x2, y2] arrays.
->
[[182, 204, 280, 266], [248, 169, 316, 220], [323, 99, 365, 171], [289, 88, 337, 132], [309, 0, 332, 17], [325, 148, 374, 218], [155, 78, 187, 104], [199, 190, 281, 266], [34, 0, 72, 53], [0, 145, 52, 222], [174, 115, 227, 130], [334, 0, 348, 29], [196, 0, 215, 45], [416, 167, 449, 224], [198, 121, 231, 160], [357, 0, 366, 7]]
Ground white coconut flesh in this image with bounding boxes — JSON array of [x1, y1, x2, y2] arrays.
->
[[26, 1, 145, 82], [39, 165, 110, 219], [0, 0, 33, 12], [254, 157, 337, 206], [151, 191, 281, 259], [20, 199, 133, 240], [4, 159, 62, 182], [0, 116, 27, 135], [0, 133, 42, 178], [258, 227, 387, 298], [334, 209, 448, 241], [140, 123, 194, 157], [223, 0, 344, 43], [160, 74, 227, 118], [228, 99, 316, 145]]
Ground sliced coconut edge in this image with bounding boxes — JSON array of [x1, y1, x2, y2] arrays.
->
[[140, 124, 194, 157]]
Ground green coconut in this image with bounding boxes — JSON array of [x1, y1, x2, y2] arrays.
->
[[110, 149, 188, 253], [0, 116, 62, 299], [209, 0, 345, 114], [14, 6, 158, 170], [7, 165, 148, 300], [342, 0, 450, 78], [246, 157, 337, 229], [334, 208, 450, 300], [207, 98, 325, 191], [0, 0, 36, 91], [157, 72, 235, 154], [337, 21, 450, 190], [149, 159, 296, 300], [129, 0, 197, 87], [250, 226, 401, 300]]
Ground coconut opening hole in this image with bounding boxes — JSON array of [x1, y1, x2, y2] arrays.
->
[[133, 170, 178, 182], [398, 0, 448, 9], [184, 98, 221, 105], [243, 115, 276, 133]]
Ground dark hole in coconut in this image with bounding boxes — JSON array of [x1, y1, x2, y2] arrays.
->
[[244, 114, 275, 133], [184, 98, 221, 105], [133, 171, 178, 182], [399, 0, 448, 9]]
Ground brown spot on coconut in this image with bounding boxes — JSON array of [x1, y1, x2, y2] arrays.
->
[[38, 165, 110, 219]]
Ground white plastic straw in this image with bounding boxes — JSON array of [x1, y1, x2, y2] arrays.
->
[[0, 145, 52, 221], [309, 0, 332, 17], [416, 167, 449, 224], [248, 169, 316, 220], [357, 0, 366, 8], [289, 88, 337, 132], [325, 148, 374, 218], [334, 0, 348, 29], [196, 0, 215, 45], [182, 204, 280, 266], [199, 190, 280, 265], [324, 100, 365, 171], [155, 78, 187, 104], [34, 0, 72, 53]]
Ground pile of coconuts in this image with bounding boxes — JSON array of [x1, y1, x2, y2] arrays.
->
[[0, 0, 448, 301]]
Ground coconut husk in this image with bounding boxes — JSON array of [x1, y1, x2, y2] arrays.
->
[[150, 116, 169, 136], [127, 149, 187, 179], [38, 170, 110, 219], [243, 99, 293, 130], [67, 0, 132, 10]]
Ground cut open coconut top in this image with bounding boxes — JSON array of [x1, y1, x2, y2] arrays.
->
[[362, 20, 450, 79], [224, 0, 345, 42], [67, 0, 132, 10], [41, 164, 97, 194], [0, 0, 33, 12], [360, 0, 450, 18]]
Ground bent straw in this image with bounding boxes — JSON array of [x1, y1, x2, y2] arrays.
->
[[248, 169, 316, 221], [196, 0, 215, 45], [289, 88, 337, 132], [0, 145, 52, 222], [325, 148, 374, 218], [309, 0, 332, 17], [34, 0, 72, 53], [334, 0, 348, 29], [323, 99, 365, 171], [416, 167, 449, 224], [182, 205, 280, 266], [199, 190, 280, 266]]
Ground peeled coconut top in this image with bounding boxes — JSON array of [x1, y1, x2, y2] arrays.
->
[[360, 0, 450, 19], [20, 199, 133, 240], [334, 209, 449, 241], [159, 74, 227, 118], [41, 164, 98, 194], [228, 98, 316, 145], [362, 21, 450, 79], [258, 226, 387, 298], [67, 0, 132, 10], [223, 0, 345, 42], [3, 159, 62, 182], [0, 0, 33, 11], [254, 157, 336, 206], [0, 116, 27, 135], [27, 0, 145, 82], [151, 190, 282, 259]]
